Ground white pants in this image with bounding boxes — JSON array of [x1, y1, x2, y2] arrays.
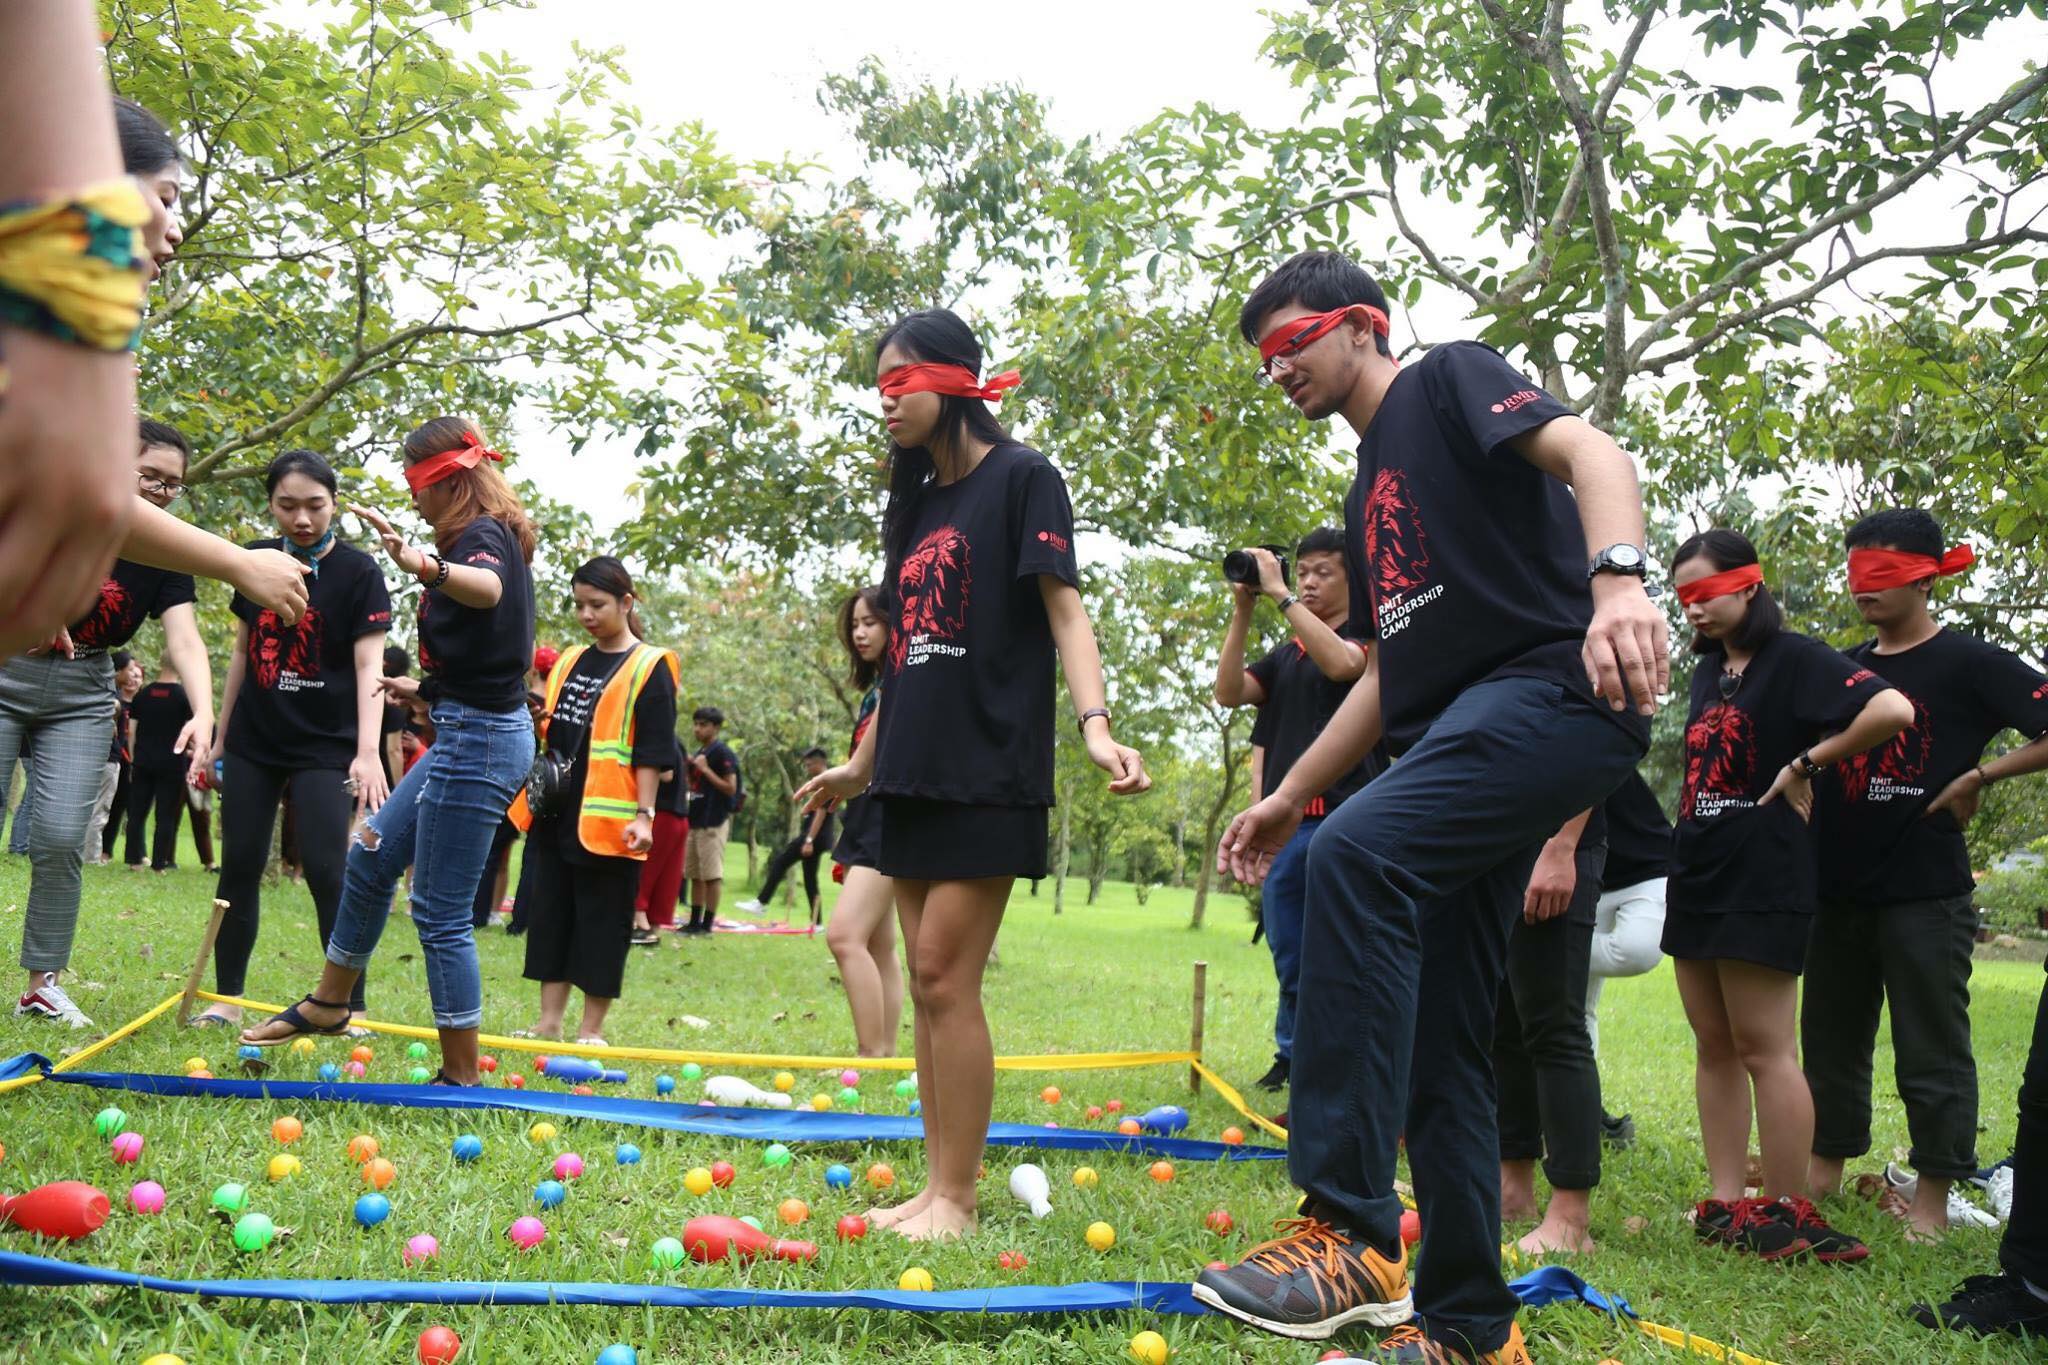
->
[[1585, 875, 1666, 1053], [82, 761, 120, 862]]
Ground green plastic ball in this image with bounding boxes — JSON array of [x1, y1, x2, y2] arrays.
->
[[649, 1236, 685, 1270], [837, 1086, 860, 1105], [894, 1079, 916, 1099], [406, 1041, 430, 1061], [679, 1062, 702, 1081], [408, 1066, 432, 1083], [762, 1143, 792, 1168], [93, 1106, 128, 1139], [211, 1182, 250, 1214], [232, 1212, 277, 1251]]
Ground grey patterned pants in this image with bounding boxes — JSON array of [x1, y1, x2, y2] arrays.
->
[[0, 653, 117, 974]]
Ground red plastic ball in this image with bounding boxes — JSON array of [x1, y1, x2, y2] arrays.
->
[[1399, 1208, 1421, 1247], [533, 1057, 547, 1072], [571, 1084, 594, 1096], [996, 1249, 1028, 1271], [1105, 1099, 1123, 1113], [417, 1326, 461, 1365], [835, 1214, 868, 1241], [710, 1161, 736, 1189], [478, 1055, 498, 1074], [506, 1074, 525, 1090], [1085, 1105, 1103, 1121], [1205, 1260, 1229, 1272], [1319, 1352, 1349, 1363], [1204, 1209, 1234, 1235]]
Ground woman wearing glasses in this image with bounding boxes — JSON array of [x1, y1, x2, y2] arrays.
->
[[1666, 528, 1911, 1263]]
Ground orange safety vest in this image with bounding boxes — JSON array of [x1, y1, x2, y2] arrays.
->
[[509, 641, 681, 860]]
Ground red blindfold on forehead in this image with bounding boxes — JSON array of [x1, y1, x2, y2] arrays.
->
[[1675, 563, 1763, 607], [877, 363, 1022, 403], [1847, 545, 1975, 594], [1258, 304, 1393, 363], [405, 431, 503, 492]]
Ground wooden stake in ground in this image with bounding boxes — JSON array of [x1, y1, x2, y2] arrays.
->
[[178, 898, 230, 1025], [1189, 959, 1207, 1095]]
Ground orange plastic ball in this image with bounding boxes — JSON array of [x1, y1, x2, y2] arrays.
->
[[1148, 1161, 1175, 1183], [347, 1134, 380, 1163], [1117, 1119, 1142, 1136], [1220, 1126, 1245, 1145], [272, 1116, 303, 1145], [1105, 1099, 1124, 1113], [777, 1198, 810, 1226], [363, 1157, 396, 1190], [866, 1163, 895, 1190], [1040, 1085, 1061, 1104], [349, 1045, 373, 1066]]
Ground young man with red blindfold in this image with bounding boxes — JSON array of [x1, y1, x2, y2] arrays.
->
[[1804, 509, 2048, 1244], [1201, 251, 1666, 1362]]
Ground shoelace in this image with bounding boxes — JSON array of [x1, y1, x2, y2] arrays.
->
[[1725, 1198, 1783, 1233], [1240, 1218, 1374, 1306], [1376, 1323, 1465, 1363], [1774, 1195, 1828, 1228], [35, 980, 84, 1016]]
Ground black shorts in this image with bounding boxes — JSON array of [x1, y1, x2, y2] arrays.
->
[[834, 794, 881, 872], [877, 797, 1048, 882], [520, 836, 642, 998], [1661, 905, 1812, 976]]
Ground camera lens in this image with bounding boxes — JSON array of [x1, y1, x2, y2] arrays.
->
[[1222, 550, 1255, 584]]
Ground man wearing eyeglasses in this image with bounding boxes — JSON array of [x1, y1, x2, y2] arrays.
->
[[1199, 252, 1667, 1363]]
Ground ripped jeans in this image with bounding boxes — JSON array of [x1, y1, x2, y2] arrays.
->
[[324, 700, 534, 1029]]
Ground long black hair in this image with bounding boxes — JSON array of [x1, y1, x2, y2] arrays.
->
[[1672, 528, 1783, 656], [837, 584, 889, 691], [873, 309, 1010, 579], [571, 555, 645, 641], [264, 448, 338, 500], [114, 97, 179, 177]]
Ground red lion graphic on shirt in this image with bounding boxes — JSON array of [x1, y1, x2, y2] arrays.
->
[[250, 607, 323, 688], [890, 525, 972, 673], [71, 577, 134, 650], [1362, 467, 1431, 605], [1681, 702, 1758, 819], [1836, 694, 1933, 802]]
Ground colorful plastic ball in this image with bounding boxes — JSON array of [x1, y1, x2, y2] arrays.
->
[[1149, 1161, 1176, 1183], [839, 1069, 860, 1088], [682, 1167, 714, 1196], [290, 1037, 317, 1056], [417, 1325, 461, 1365], [232, 1212, 277, 1252], [908, 1099, 921, 1116], [183, 1056, 208, 1073], [344, 1061, 367, 1078], [1206, 1260, 1229, 1272], [777, 1198, 810, 1226], [898, 1266, 934, 1292], [997, 1249, 1029, 1271], [409, 1066, 432, 1084], [1073, 1166, 1099, 1189], [856, 1163, 891, 1190], [354, 1193, 392, 1228], [835, 1214, 868, 1241], [272, 1115, 304, 1144], [1129, 1329, 1170, 1363], [1086, 1105, 1103, 1121], [508, 1216, 547, 1250], [594, 1346, 638, 1365], [347, 1134, 380, 1163], [210, 1182, 250, 1214], [1086, 1221, 1116, 1252], [451, 1134, 483, 1163], [534, 1057, 549, 1073], [1204, 1209, 1234, 1235], [267, 1154, 303, 1182], [350, 1045, 374, 1065], [1040, 1085, 1061, 1104], [406, 1041, 430, 1060], [1105, 1099, 1124, 1113], [554, 1152, 585, 1180], [363, 1158, 396, 1190], [506, 1074, 525, 1090], [763, 1144, 792, 1168], [824, 1163, 853, 1189], [528, 1122, 558, 1143], [738, 1215, 764, 1232], [534, 1180, 567, 1209], [93, 1106, 128, 1139], [680, 1062, 703, 1081], [1220, 1126, 1246, 1145], [1318, 1354, 1350, 1364], [710, 1161, 736, 1188], [141, 1356, 187, 1365], [478, 1054, 498, 1074], [188, 1069, 214, 1080], [404, 1233, 440, 1266], [1117, 1119, 1143, 1136], [615, 1143, 642, 1166], [650, 1236, 687, 1270], [128, 1180, 166, 1214], [837, 1086, 860, 1106], [236, 1043, 263, 1063], [110, 1131, 144, 1164], [809, 1093, 833, 1112], [772, 1071, 795, 1092], [571, 1084, 594, 1097], [894, 1078, 916, 1098], [654, 1074, 675, 1096], [318, 1063, 341, 1082], [1400, 1208, 1421, 1247]]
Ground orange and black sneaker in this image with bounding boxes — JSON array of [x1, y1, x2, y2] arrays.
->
[[1369, 1321, 1534, 1363], [1191, 1216, 1412, 1339]]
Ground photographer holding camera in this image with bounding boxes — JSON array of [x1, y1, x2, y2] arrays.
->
[[1215, 528, 1382, 1096]]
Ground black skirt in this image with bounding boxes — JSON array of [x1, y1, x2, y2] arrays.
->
[[520, 834, 641, 998], [834, 793, 881, 872], [1661, 905, 1813, 976], [877, 796, 1049, 882]]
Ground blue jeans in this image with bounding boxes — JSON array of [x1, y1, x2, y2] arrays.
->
[[325, 701, 533, 1029], [1261, 817, 1322, 1065]]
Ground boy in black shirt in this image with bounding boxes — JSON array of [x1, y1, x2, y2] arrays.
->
[[126, 661, 195, 871], [681, 706, 738, 934], [1199, 253, 1665, 1361], [1213, 528, 1378, 1093], [736, 747, 837, 924], [1808, 509, 2048, 1237]]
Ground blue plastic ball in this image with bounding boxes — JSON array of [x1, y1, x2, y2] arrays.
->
[[824, 1163, 853, 1189], [534, 1179, 567, 1209], [615, 1143, 642, 1166], [908, 1099, 922, 1116], [654, 1074, 675, 1096], [451, 1134, 483, 1163], [353, 1193, 391, 1227], [318, 1063, 341, 1082], [237, 1044, 263, 1062], [594, 1347, 638, 1365]]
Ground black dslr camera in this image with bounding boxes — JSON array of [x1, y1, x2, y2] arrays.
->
[[1222, 545, 1291, 588]]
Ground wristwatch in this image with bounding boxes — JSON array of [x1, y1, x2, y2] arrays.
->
[[635, 806, 656, 819], [1275, 593, 1300, 613], [1587, 544, 1648, 580], [1793, 750, 1825, 780]]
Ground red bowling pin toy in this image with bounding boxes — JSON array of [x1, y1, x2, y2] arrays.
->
[[682, 1214, 817, 1264], [0, 1181, 111, 1240]]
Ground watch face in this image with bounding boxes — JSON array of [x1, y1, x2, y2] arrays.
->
[[1606, 544, 1645, 568]]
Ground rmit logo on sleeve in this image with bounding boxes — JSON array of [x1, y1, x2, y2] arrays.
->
[[1489, 390, 1545, 415], [1844, 669, 1876, 687], [1036, 531, 1069, 554]]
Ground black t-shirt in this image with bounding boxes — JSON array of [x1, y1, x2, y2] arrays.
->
[[1815, 630, 2048, 904], [226, 540, 392, 771], [415, 518, 534, 713], [870, 442, 1078, 806], [110, 700, 132, 764], [1602, 770, 1673, 889], [1341, 342, 1648, 756], [535, 645, 679, 865], [1669, 632, 1894, 917], [1246, 624, 1382, 817], [130, 681, 193, 772], [68, 559, 196, 653], [684, 739, 739, 827]]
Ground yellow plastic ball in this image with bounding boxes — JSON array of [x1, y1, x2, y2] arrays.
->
[[528, 1121, 558, 1143], [141, 1356, 188, 1365], [1130, 1330, 1170, 1364], [810, 1093, 833, 1112], [267, 1154, 302, 1182], [772, 1071, 795, 1092], [683, 1167, 714, 1197], [183, 1056, 208, 1074], [1086, 1221, 1116, 1252], [898, 1266, 934, 1292], [289, 1037, 317, 1056], [1072, 1166, 1099, 1189]]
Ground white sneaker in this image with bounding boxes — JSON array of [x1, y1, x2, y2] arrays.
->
[[1990, 1165, 2015, 1222], [735, 898, 765, 915], [15, 973, 93, 1028], [1885, 1160, 2000, 1228]]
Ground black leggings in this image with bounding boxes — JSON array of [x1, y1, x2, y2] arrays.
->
[[757, 831, 832, 912], [101, 763, 130, 859], [126, 764, 186, 869], [212, 753, 362, 1011]]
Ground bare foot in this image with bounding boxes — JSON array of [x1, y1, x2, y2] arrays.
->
[[868, 1185, 935, 1230], [892, 1195, 976, 1242], [1517, 1217, 1596, 1256]]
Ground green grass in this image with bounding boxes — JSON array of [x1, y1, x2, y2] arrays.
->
[[0, 841, 2042, 1363]]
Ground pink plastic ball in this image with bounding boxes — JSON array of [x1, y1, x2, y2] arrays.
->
[[403, 1233, 440, 1265], [128, 1180, 166, 1214], [553, 1152, 584, 1180], [345, 1060, 367, 1078], [839, 1069, 860, 1088], [508, 1216, 546, 1249], [110, 1132, 144, 1164]]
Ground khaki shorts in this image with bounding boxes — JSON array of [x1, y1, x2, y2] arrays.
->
[[683, 820, 730, 881]]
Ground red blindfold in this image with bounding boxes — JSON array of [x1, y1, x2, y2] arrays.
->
[[405, 432, 503, 492], [1258, 304, 1393, 365], [1676, 563, 1763, 607], [1847, 545, 1974, 594], [877, 363, 1021, 403]]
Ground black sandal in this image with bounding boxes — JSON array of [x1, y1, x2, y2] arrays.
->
[[428, 1070, 467, 1087], [241, 995, 353, 1048]]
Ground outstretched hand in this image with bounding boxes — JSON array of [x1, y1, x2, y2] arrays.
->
[[354, 505, 429, 577], [795, 762, 866, 815], [1216, 793, 1305, 887]]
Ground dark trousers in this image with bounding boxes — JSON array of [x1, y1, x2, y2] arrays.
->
[[757, 830, 831, 911], [101, 763, 130, 859], [2001, 969, 2048, 1285], [125, 763, 185, 869], [1804, 893, 1979, 1178], [1495, 841, 1606, 1191], [508, 837, 538, 935], [1294, 678, 1642, 1353], [213, 754, 362, 1012], [471, 818, 520, 928]]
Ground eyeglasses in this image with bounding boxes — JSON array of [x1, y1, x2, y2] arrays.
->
[[137, 472, 187, 500], [1254, 319, 1324, 386], [1717, 670, 1745, 702]]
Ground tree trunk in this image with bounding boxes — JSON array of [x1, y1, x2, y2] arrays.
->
[[1191, 719, 1242, 929], [1053, 778, 1072, 914], [1170, 816, 1187, 888], [1086, 836, 1107, 905]]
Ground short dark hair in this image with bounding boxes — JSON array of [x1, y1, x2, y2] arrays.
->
[[264, 448, 338, 499], [139, 418, 191, 467], [1295, 526, 1346, 560], [1672, 528, 1783, 656], [1844, 508, 1944, 559], [114, 97, 179, 178], [383, 644, 410, 677], [111, 649, 134, 671], [801, 746, 828, 762], [1238, 252, 1394, 358], [693, 706, 724, 727]]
